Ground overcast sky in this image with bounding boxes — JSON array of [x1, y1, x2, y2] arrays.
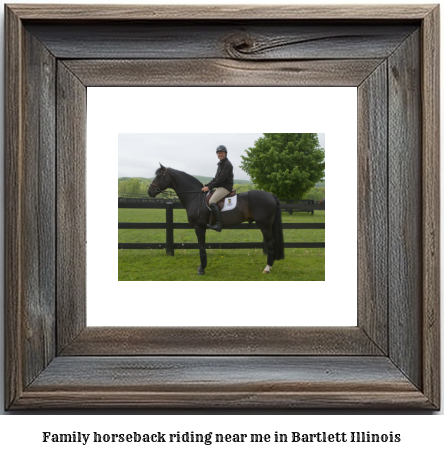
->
[[118, 133, 325, 181]]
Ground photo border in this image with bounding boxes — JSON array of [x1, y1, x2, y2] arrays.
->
[[5, 4, 440, 409]]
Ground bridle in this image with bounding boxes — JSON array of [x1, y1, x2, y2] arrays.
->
[[149, 168, 207, 198], [149, 170, 171, 196]]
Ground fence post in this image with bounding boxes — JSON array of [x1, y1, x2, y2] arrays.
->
[[166, 202, 174, 256]]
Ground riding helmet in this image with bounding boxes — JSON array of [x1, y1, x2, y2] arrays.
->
[[216, 145, 227, 154]]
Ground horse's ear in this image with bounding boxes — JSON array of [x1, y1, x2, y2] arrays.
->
[[159, 162, 165, 170]]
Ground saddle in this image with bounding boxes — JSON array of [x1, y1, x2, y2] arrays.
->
[[205, 189, 237, 211], [206, 190, 237, 225]]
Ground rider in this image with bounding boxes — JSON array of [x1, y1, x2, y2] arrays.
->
[[201, 145, 234, 232]]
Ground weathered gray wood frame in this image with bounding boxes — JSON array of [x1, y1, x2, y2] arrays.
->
[[5, 4, 440, 409]]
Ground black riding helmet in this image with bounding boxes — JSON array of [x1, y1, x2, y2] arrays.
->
[[216, 145, 227, 155]]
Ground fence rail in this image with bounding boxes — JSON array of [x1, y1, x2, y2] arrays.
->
[[118, 198, 324, 212], [118, 198, 325, 255]]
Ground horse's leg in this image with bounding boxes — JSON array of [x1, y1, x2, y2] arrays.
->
[[257, 224, 275, 273], [195, 226, 207, 275]]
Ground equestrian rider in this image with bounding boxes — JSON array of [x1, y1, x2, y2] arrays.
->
[[201, 145, 234, 232]]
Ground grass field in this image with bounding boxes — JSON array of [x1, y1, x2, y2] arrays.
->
[[118, 208, 325, 281]]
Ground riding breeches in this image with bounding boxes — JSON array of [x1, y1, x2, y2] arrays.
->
[[209, 187, 230, 204]]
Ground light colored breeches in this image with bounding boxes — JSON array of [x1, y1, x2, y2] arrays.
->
[[209, 187, 230, 204]]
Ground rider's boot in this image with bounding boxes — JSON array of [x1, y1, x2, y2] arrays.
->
[[207, 203, 222, 232]]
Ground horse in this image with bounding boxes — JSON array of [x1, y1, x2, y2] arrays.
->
[[148, 164, 284, 275]]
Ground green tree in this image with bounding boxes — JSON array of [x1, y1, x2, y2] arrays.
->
[[126, 178, 141, 196], [240, 133, 325, 200], [233, 183, 256, 193], [118, 179, 128, 196], [302, 186, 325, 202]]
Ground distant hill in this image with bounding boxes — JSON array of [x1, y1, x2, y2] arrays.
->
[[118, 175, 324, 199], [192, 176, 253, 185], [118, 176, 253, 185], [118, 176, 323, 188], [118, 177, 152, 185]]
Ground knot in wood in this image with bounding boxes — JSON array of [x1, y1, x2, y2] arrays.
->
[[224, 34, 255, 59]]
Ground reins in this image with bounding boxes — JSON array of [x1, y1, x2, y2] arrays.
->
[[154, 189, 202, 199]]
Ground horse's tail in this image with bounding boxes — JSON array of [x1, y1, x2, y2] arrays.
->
[[272, 195, 285, 260]]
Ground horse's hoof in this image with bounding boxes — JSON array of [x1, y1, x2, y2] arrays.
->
[[263, 270, 270, 274], [197, 266, 205, 275]]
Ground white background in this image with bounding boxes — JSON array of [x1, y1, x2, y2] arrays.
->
[[87, 87, 357, 326], [2, 415, 443, 454], [0, 0, 442, 446]]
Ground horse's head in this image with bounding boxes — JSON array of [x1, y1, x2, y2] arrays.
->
[[148, 164, 170, 197]]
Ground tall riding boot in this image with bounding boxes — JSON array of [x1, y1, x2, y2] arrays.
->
[[207, 203, 222, 232]]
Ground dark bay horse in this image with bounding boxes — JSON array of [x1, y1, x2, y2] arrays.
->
[[148, 164, 284, 275]]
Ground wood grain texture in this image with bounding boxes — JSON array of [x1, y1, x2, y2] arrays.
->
[[357, 62, 388, 354], [64, 59, 384, 87], [4, 4, 24, 410], [421, 6, 441, 409], [5, 9, 58, 409], [7, 4, 435, 20], [21, 28, 57, 387], [26, 22, 416, 60], [61, 327, 382, 356], [388, 30, 422, 389], [16, 356, 432, 409], [4, 4, 440, 410], [56, 62, 87, 353], [16, 390, 433, 410]]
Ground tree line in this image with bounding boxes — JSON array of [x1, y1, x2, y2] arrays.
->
[[118, 178, 325, 202]]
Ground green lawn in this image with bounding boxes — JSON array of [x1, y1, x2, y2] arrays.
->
[[118, 208, 325, 281]]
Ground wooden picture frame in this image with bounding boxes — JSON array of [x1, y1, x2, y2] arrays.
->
[[5, 4, 440, 410]]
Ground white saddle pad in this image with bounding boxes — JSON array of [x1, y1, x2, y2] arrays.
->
[[206, 192, 238, 212], [221, 194, 237, 212]]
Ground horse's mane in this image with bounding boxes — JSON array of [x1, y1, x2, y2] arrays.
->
[[155, 167, 203, 187]]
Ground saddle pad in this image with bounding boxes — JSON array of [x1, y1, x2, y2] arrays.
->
[[221, 194, 237, 212], [206, 191, 237, 212]]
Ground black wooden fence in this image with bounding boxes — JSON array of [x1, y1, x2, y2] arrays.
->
[[118, 198, 325, 255], [280, 199, 317, 215]]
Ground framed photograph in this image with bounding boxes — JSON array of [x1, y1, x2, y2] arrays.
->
[[5, 4, 440, 409], [95, 90, 352, 327]]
